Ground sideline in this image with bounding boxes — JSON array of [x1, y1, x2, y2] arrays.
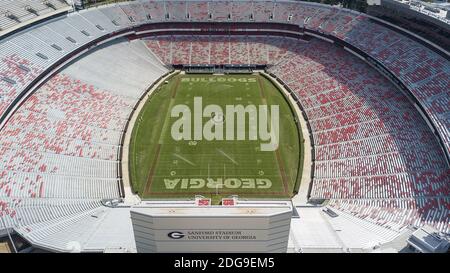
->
[[259, 71, 313, 206], [120, 70, 179, 204]]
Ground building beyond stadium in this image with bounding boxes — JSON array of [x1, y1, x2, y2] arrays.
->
[[0, 0, 449, 253]]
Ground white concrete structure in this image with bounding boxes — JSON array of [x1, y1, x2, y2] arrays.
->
[[131, 200, 293, 253]]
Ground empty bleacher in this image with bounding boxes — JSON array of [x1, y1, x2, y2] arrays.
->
[[0, 0, 71, 33], [267, 38, 449, 234], [0, 39, 167, 238], [143, 35, 305, 65]]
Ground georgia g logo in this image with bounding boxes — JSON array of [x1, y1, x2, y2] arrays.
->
[[168, 231, 185, 239]]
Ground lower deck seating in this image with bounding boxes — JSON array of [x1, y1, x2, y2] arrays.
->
[[328, 198, 450, 233]]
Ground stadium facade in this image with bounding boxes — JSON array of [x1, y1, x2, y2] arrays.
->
[[0, 0, 448, 253]]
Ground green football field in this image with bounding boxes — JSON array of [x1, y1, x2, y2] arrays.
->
[[129, 73, 303, 203]]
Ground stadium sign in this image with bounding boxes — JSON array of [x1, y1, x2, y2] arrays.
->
[[180, 77, 257, 83], [171, 97, 279, 151], [165, 230, 258, 241], [130, 201, 293, 252], [167, 231, 185, 239], [163, 178, 272, 189]]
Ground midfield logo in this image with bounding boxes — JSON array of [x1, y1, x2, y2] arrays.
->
[[171, 97, 279, 152]]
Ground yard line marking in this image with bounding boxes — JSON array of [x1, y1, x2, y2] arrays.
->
[[158, 76, 182, 144], [275, 148, 290, 195], [171, 76, 181, 98], [216, 148, 239, 165], [144, 144, 162, 196], [257, 76, 266, 99], [257, 75, 288, 195], [173, 153, 196, 166]]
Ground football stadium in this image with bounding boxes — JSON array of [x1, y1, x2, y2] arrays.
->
[[0, 0, 449, 254]]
